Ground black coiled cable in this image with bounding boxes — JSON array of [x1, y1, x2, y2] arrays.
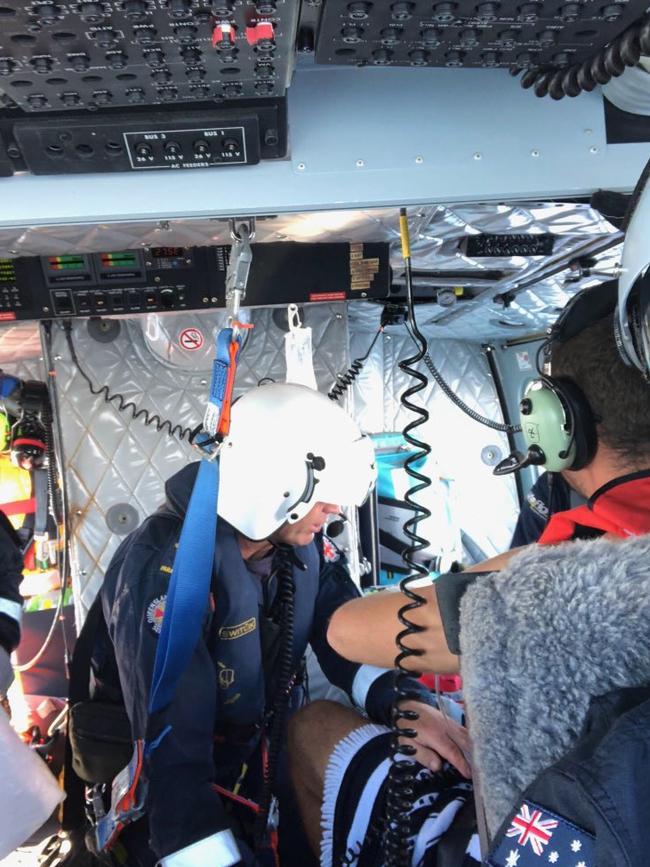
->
[[420, 348, 522, 434], [64, 322, 204, 446], [253, 544, 296, 847], [514, 12, 650, 100], [328, 328, 383, 402], [384, 210, 431, 867]]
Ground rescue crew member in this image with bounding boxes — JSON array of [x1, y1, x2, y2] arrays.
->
[[92, 383, 440, 867], [289, 298, 650, 866], [0, 509, 23, 698]]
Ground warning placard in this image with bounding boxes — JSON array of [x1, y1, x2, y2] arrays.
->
[[179, 327, 204, 351]]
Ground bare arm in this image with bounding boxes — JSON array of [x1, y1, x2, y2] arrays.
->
[[327, 546, 527, 673]]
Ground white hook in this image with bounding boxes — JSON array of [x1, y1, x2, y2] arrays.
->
[[288, 303, 302, 332]]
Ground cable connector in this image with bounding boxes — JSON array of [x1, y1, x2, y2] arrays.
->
[[226, 219, 255, 330]]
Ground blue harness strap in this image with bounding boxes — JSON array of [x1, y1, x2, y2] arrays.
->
[[149, 457, 220, 715]]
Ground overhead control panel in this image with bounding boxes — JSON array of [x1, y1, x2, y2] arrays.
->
[[0, 0, 298, 112], [315, 0, 648, 73], [0, 242, 391, 321]]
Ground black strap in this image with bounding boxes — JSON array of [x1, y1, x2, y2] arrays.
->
[[61, 593, 105, 830], [33, 468, 49, 537], [435, 797, 478, 867]]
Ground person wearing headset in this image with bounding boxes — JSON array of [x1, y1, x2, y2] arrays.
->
[[89, 383, 443, 867], [288, 220, 650, 867], [0, 510, 23, 700]]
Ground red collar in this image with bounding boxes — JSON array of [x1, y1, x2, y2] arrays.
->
[[538, 471, 650, 545]]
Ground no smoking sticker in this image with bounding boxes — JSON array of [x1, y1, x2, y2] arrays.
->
[[179, 327, 204, 351]]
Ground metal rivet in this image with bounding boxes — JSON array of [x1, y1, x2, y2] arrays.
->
[[473, 152, 482, 160], [356, 158, 364, 167], [584, 128, 593, 135], [42, 306, 50, 312], [361, 292, 367, 297], [589, 146, 598, 154], [211, 296, 217, 303], [297, 162, 306, 171], [335, 313, 343, 319], [415, 155, 423, 164], [530, 149, 540, 158], [202, 296, 209, 303]]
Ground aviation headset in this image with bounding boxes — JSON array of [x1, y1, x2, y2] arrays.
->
[[495, 281, 615, 476]]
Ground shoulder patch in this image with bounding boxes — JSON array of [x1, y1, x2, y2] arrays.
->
[[487, 800, 595, 867], [146, 595, 167, 635], [322, 536, 341, 563]]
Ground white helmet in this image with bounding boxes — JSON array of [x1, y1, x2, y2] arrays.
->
[[617, 157, 650, 377], [217, 383, 376, 540]]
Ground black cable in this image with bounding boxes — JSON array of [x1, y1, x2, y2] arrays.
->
[[384, 211, 431, 867], [514, 12, 650, 100], [253, 544, 296, 848], [64, 322, 204, 446], [418, 345, 522, 434], [328, 328, 383, 402]]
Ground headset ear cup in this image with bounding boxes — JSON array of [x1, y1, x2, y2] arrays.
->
[[552, 377, 597, 470]]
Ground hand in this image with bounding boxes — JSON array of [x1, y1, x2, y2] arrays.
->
[[0, 645, 14, 697], [397, 700, 471, 778]]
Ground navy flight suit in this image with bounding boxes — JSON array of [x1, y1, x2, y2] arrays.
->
[[92, 462, 433, 866]]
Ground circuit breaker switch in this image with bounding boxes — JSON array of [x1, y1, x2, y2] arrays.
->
[[212, 22, 237, 49], [246, 21, 275, 47]]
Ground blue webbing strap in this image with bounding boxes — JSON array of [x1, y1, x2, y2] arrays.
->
[[148, 327, 241, 720], [148, 457, 219, 715]]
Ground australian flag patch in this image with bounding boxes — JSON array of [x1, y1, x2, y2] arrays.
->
[[487, 800, 595, 867]]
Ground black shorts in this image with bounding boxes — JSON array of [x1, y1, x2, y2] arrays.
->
[[320, 723, 481, 867]]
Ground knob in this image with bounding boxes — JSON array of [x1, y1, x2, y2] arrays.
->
[[516, 50, 533, 65], [254, 61, 274, 77], [185, 65, 205, 80], [124, 0, 147, 18], [92, 89, 112, 104], [211, 0, 233, 14], [459, 27, 479, 46], [601, 3, 621, 20], [31, 55, 53, 73], [560, 2, 580, 19], [498, 28, 519, 45], [216, 47, 238, 61], [537, 29, 556, 46], [160, 289, 175, 308], [0, 58, 16, 75], [126, 87, 145, 102], [174, 24, 196, 41], [371, 47, 392, 63], [432, 2, 457, 21], [107, 50, 127, 67], [158, 86, 177, 100], [164, 140, 182, 156], [133, 26, 157, 43], [341, 25, 363, 42], [79, 1, 104, 20], [190, 82, 210, 95], [552, 51, 569, 65], [409, 48, 429, 64], [36, 2, 59, 22], [61, 91, 80, 105], [421, 28, 441, 45], [68, 52, 90, 70], [347, 1, 372, 19], [151, 67, 171, 82], [391, 1, 414, 19], [256, 0, 275, 13], [180, 45, 201, 61], [223, 137, 239, 152], [169, 0, 191, 17], [95, 29, 118, 48], [213, 22, 236, 48], [518, 2, 540, 20], [144, 48, 165, 64], [475, 2, 499, 20], [380, 26, 402, 44], [481, 50, 499, 65], [445, 49, 464, 65], [193, 139, 211, 156], [223, 81, 242, 97], [135, 142, 153, 158], [27, 92, 48, 106], [254, 80, 273, 95]]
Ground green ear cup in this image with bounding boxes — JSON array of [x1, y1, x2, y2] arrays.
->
[[519, 380, 575, 472]]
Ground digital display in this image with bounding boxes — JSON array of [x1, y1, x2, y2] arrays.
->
[[151, 247, 185, 259], [0, 259, 17, 284]]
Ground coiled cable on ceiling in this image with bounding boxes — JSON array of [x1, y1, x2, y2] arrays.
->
[[383, 210, 431, 867], [513, 13, 650, 100], [64, 322, 204, 446]]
